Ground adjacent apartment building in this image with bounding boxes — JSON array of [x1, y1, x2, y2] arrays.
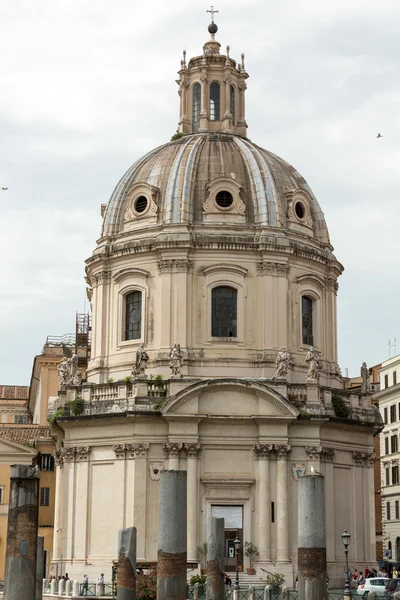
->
[[374, 355, 400, 563]]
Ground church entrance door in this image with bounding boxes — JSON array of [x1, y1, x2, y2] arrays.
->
[[211, 505, 243, 572]]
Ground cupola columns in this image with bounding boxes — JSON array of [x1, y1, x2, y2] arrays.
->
[[177, 16, 248, 137]]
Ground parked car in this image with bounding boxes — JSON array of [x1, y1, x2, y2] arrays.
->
[[356, 578, 388, 598], [386, 577, 400, 597]]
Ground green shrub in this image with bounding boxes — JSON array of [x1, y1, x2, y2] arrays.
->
[[265, 573, 285, 588], [171, 131, 184, 141], [190, 574, 207, 585], [107, 377, 115, 384], [136, 565, 157, 600], [124, 376, 132, 384], [332, 395, 350, 418], [49, 408, 65, 429], [70, 397, 85, 416]]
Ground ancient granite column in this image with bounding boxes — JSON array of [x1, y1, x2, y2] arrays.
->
[[4, 464, 40, 600], [298, 474, 327, 600], [185, 443, 202, 562], [117, 527, 137, 600], [163, 442, 182, 470], [253, 444, 272, 562], [206, 517, 225, 600], [36, 536, 44, 600], [157, 471, 187, 600], [276, 445, 291, 563]]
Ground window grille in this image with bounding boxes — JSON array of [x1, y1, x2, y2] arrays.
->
[[210, 82, 221, 121], [125, 291, 142, 341], [302, 296, 314, 345], [39, 454, 54, 472], [230, 85, 235, 123], [192, 84, 201, 132], [40, 487, 50, 507], [211, 286, 237, 337]]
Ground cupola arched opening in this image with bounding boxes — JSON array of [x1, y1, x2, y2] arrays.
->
[[211, 285, 237, 337], [210, 82, 221, 121], [192, 83, 201, 132], [230, 85, 235, 124]]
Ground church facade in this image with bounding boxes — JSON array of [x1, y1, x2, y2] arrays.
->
[[49, 18, 379, 586]]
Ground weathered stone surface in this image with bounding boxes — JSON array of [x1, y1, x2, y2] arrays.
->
[[206, 517, 225, 600], [117, 527, 137, 600], [36, 536, 44, 600], [157, 470, 187, 600], [298, 475, 327, 600], [4, 464, 39, 600]]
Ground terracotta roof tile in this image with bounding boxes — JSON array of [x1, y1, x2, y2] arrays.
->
[[0, 425, 52, 447], [0, 386, 29, 400]]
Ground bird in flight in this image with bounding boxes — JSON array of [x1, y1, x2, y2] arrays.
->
[[1, 187, 8, 190], [377, 133, 383, 138]]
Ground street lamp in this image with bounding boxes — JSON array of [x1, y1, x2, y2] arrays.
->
[[341, 530, 351, 597], [233, 536, 241, 590]]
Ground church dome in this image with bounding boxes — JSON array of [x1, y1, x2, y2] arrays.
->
[[102, 132, 330, 246]]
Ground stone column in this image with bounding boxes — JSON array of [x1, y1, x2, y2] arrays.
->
[[52, 451, 64, 569], [63, 447, 77, 563], [58, 579, 65, 595], [157, 471, 187, 600], [36, 536, 44, 600], [275, 445, 291, 563], [185, 443, 202, 562], [129, 443, 149, 560], [163, 442, 183, 470], [298, 475, 327, 600], [206, 517, 225, 600], [157, 260, 173, 347], [74, 446, 91, 563], [253, 444, 273, 562], [4, 464, 40, 600], [117, 527, 137, 600], [72, 581, 80, 597]]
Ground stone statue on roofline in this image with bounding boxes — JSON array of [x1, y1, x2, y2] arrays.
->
[[170, 343, 183, 377], [132, 343, 149, 378], [305, 346, 323, 380], [275, 347, 292, 378], [57, 357, 69, 387], [360, 361, 370, 394]]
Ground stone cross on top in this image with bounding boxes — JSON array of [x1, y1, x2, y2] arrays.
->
[[207, 5, 219, 23]]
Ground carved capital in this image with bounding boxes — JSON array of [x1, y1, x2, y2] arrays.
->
[[62, 447, 77, 463], [175, 259, 194, 273], [184, 443, 203, 457], [321, 447, 335, 462], [352, 451, 375, 466], [253, 444, 273, 459], [158, 260, 174, 274], [305, 446, 323, 461], [92, 271, 112, 287], [54, 449, 64, 468], [127, 443, 150, 459], [275, 444, 291, 459], [76, 446, 91, 461], [163, 442, 183, 457], [326, 277, 339, 294], [113, 444, 127, 459], [257, 262, 290, 276]]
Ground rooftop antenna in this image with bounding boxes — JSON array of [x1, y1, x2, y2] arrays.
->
[[389, 338, 397, 358]]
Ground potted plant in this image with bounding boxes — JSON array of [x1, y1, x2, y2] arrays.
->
[[196, 543, 208, 574], [265, 572, 285, 593], [244, 541, 259, 575]]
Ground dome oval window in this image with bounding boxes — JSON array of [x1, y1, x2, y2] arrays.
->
[[134, 196, 148, 214], [294, 201, 305, 220], [216, 190, 233, 209]]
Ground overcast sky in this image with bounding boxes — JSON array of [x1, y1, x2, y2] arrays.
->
[[1, 0, 399, 385]]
